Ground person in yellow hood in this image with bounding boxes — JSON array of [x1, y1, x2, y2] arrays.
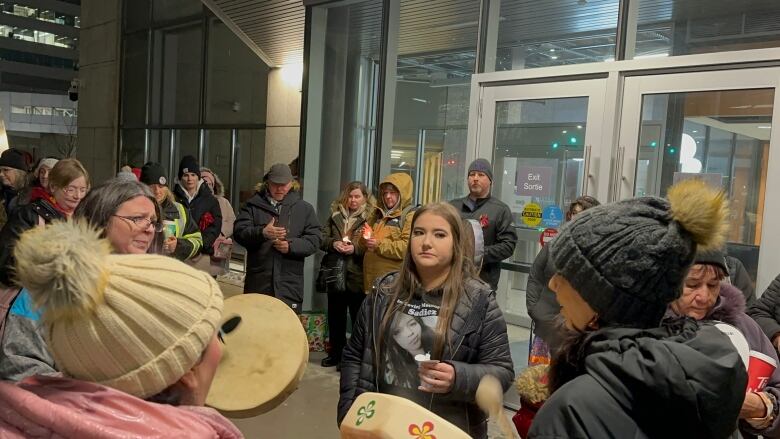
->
[[362, 173, 415, 292]]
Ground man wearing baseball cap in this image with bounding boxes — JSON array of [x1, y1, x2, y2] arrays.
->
[[450, 159, 517, 290], [234, 163, 322, 312]]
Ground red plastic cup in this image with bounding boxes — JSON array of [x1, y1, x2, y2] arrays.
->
[[747, 350, 777, 393]]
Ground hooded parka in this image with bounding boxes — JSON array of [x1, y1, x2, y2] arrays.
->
[[362, 173, 415, 292]]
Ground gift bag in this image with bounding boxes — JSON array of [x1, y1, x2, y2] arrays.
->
[[528, 335, 551, 367], [299, 311, 329, 352]]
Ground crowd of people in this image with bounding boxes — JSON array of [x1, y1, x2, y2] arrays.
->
[[4, 144, 780, 437]]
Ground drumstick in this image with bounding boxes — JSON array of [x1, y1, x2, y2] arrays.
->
[[476, 375, 518, 438]]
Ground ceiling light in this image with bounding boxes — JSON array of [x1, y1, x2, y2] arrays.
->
[[562, 130, 568, 134], [758, 125, 772, 129], [551, 56, 558, 60], [576, 125, 583, 129], [412, 98, 428, 103]]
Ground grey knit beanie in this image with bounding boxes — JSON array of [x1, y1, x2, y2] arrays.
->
[[468, 159, 493, 181], [549, 179, 728, 329]]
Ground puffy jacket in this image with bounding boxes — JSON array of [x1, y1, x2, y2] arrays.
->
[[666, 284, 780, 439], [0, 195, 64, 286], [529, 318, 748, 438], [727, 255, 756, 308], [338, 273, 515, 438], [0, 289, 56, 381], [321, 201, 374, 294], [161, 199, 203, 261], [362, 173, 415, 293], [173, 180, 222, 255], [748, 273, 780, 342], [450, 195, 517, 290], [233, 187, 321, 309], [0, 375, 243, 438], [525, 245, 565, 352]]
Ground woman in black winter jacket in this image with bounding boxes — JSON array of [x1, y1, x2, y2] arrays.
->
[[338, 202, 514, 438], [529, 180, 748, 438], [319, 181, 374, 369]]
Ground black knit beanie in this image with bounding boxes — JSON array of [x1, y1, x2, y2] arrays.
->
[[549, 179, 728, 329], [178, 155, 200, 180], [140, 162, 168, 186], [0, 148, 29, 172]]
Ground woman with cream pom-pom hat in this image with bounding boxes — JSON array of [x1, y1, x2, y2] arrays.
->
[[0, 220, 242, 438], [528, 179, 748, 438]]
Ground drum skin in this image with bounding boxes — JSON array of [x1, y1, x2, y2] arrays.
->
[[206, 294, 308, 418]]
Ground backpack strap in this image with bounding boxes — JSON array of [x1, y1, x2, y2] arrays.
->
[[0, 287, 22, 343]]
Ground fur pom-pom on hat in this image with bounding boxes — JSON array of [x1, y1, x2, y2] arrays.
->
[[13, 220, 223, 399], [14, 220, 110, 322], [549, 178, 729, 328]]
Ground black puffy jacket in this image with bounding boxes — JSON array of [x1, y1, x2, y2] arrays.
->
[[233, 188, 321, 309], [0, 198, 63, 286], [173, 181, 222, 254], [338, 273, 514, 438], [748, 273, 780, 341], [529, 318, 747, 439], [526, 245, 566, 352]]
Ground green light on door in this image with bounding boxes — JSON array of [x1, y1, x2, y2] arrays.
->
[[569, 137, 577, 144], [552, 142, 559, 149]]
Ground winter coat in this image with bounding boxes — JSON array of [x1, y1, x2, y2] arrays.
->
[[450, 195, 517, 290], [161, 199, 203, 261], [528, 318, 748, 439], [666, 284, 780, 439], [727, 255, 756, 308], [748, 273, 780, 342], [338, 273, 515, 438], [0, 195, 64, 286], [321, 201, 374, 295], [0, 289, 56, 381], [362, 173, 415, 293], [233, 188, 321, 309], [526, 245, 565, 352], [0, 375, 243, 438], [173, 180, 222, 255]]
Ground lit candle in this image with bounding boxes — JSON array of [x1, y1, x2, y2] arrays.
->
[[363, 224, 373, 240], [342, 236, 351, 243]]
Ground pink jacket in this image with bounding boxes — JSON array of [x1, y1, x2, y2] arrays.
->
[[0, 376, 244, 438]]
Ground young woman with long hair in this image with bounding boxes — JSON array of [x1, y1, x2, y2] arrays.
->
[[338, 202, 514, 438]]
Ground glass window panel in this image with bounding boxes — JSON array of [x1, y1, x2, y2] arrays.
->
[[236, 129, 265, 208], [153, 0, 202, 23], [494, 0, 619, 71], [390, 0, 479, 203], [120, 129, 147, 168], [631, 0, 780, 59], [151, 25, 202, 125], [205, 18, 269, 124], [204, 129, 233, 199], [121, 32, 149, 126], [633, 88, 773, 284], [124, 0, 151, 32], [308, 0, 383, 218]]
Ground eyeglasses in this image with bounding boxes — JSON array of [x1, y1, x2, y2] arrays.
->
[[113, 215, 163, 232], [218, 315, 242, 344], [62, 186, 88, 196]]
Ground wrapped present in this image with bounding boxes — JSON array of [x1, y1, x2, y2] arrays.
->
[[528, 334, 551, 367], [299, 311, 329, 352]]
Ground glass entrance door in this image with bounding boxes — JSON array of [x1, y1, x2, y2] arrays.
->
[[616, 68, 780, 294], [476, 79, 608, 328]]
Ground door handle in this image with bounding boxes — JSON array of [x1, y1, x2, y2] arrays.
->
[[581, 144, 592, 195], [612, 146, 625, 202]]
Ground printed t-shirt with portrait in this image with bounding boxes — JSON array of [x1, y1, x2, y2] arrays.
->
[[380, 289, 441, 403]]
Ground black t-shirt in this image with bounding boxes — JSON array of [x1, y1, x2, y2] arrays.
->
[[380, 290, 441, 403]]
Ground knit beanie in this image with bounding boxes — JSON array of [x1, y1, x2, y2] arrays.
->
[[0, 148, 29, 172], [35, 158, 59, 174], [468, 158, 493, 181], [178, 155, 201, 180], [549, 179, 728, 329], [13, 220, 223, 399], [694, 249, 730, 276], [140, 161, 168, 186]]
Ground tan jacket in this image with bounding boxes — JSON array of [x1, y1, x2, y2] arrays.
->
[[362, 173, 415, 292]]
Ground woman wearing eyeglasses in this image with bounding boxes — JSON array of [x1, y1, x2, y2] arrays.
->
[[0, 158, 90, 286], [0, 178, 162, 382]]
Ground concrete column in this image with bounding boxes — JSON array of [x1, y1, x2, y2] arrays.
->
[[264, 67, 302, 170], [76, 0, 122, 183]]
